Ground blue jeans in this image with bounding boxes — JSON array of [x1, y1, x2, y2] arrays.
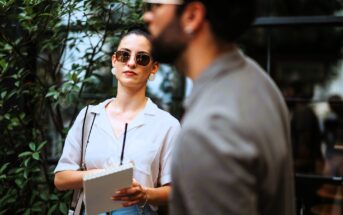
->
[[97, 205, 158, 215]]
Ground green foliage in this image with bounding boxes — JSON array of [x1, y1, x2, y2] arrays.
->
[[0, 0, 142, 214]]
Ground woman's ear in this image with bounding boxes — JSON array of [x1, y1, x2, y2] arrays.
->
[[151, 62, 159, 75], [111, 54, 117, 67]]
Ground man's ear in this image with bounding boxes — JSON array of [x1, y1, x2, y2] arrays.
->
[[180, 2, 206, 35]]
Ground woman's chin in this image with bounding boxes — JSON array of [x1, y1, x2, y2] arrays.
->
[[118, 79, 146, 89]]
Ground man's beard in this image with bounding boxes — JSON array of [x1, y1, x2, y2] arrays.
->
[[151, 18, 187, 65]]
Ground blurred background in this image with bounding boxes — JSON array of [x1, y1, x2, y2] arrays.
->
[[0, 0, 342, 214]]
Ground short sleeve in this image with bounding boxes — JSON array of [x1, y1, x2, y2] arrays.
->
[[54, 107, 87, 173], [158, 118, 180, 186]]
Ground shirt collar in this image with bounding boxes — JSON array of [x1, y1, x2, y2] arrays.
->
[[128, 98, 157, 130], [90, 98, 158, 115], [184, 46, 246, 109], [91, 98, 158, 137], [143, 98, 158, 116]]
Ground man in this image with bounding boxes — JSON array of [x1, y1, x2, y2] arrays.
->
[[143, 1, 295, 215]]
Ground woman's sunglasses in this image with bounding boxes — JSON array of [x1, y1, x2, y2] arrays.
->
[[115, 50, 152, 66]]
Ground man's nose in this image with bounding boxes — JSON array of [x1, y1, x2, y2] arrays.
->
[[142, 12, 153, 25]]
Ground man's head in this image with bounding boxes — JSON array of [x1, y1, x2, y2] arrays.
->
[[143, 0, 256, 64]]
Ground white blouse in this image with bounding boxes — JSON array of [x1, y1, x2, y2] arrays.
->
[[54, 98, 180, 189]]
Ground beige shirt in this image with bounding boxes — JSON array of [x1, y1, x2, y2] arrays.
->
[[55, 98, 180, 189]]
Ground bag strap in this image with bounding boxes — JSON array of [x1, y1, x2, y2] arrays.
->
[[80, 105, 89, 170], [70, 105, 97, 214], [81, 107, 97, 170]]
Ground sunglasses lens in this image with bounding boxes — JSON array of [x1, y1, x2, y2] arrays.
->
[[116, 50, 151, 66], [116, 51, 130, 63], [136, 53, 151, 66]]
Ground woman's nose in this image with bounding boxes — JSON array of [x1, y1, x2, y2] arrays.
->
[[126, 55, 136, 68]]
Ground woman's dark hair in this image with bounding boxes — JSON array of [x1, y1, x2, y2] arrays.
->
[[120, 25, 153, 44], [118, 25, 156, 61], [177, 0, 256, 43]]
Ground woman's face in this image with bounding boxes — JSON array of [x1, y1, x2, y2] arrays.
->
[[112, 34, 158, 88]]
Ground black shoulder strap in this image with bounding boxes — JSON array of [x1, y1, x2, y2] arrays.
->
[[80, 105, 89, 170], [80, 105, 97, 170]]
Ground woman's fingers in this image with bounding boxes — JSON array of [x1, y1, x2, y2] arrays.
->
[[114, 180, 143, 196], [112, 179, 147, 207], [112, 191, 144, 200], [115, 186, 140, 196], [112, 195, 136, 201], [122, 199, 140, 207]]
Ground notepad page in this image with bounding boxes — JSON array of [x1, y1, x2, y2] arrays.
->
[[83, 163, 133, 181], [83, 163, 133, 215]]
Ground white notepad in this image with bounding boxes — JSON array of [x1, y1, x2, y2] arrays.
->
[[83, 163, 134, 215]]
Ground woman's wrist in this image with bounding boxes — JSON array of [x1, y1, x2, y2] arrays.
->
[[141, 186, 149, 208], [140, 185, 170, 206]]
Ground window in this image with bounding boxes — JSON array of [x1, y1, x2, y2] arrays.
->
[[239, 1, 343, 214]]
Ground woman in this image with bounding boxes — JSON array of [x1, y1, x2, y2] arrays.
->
[[54, 28, 180, 215]]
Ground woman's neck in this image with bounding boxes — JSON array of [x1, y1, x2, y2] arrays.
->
[[105, 85, 148, 137], [111, 84, 147, 113]]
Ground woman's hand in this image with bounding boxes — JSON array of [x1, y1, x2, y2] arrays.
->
[[111, 179, 148, 207], [54, 169, 104, 191]]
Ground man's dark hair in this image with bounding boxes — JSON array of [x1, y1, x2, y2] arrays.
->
[[328, 95, 343, 117], [178, 0, 256, 42]]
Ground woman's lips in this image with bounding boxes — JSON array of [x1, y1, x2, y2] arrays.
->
[[123, 71, 137, 76]]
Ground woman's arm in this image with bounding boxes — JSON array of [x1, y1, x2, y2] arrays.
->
[[111, 180, 171, 207], [144, 184, 170, 206], [54, 169, 103, 191]]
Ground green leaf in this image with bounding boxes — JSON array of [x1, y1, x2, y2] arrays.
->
[[39, 13, 53, 17], [0, 91, 6, 99], [29, 142, 36, 151], [59, 202, 68, 214], [31, 201, 43, 212], [39, 192, 48, 201], [0, 209, 8, 215], [6, 90, 16, 100], [31, 207, 42, 212], [32, 167, 40, 172], [24, 158, 30, 167], [23, 208, 30, 215], [47, 204, 58, 215], [0, 58, 7, 69], [15, 178, 23, 187], [0, 163, 10, 174], [49, 194, 59, 201], [18, 151, 32, 158], [19, 112, 25, 120], [4, 113, 10, 120], [71, 72, 78, 83], [23, 169, 28, 179], [37, 141, 47, 151], [15, 167, 24, 174], [32, 152, 39, 160]]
